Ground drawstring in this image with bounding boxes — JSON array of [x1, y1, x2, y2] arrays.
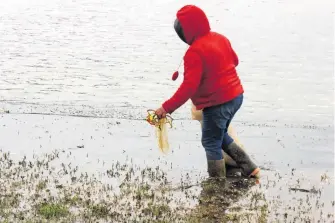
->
[[172, 46, 189, 81]]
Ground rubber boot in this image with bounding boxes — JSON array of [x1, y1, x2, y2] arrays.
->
[[224, 142, 260, 178], [207, 159, 226, 178]]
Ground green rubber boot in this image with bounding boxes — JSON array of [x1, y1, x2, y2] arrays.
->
[[207, 159, 226, 178], [224, 142, 260, 178]]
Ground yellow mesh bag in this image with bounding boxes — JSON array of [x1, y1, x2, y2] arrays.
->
[[191, 103, 202, 121], [146, 110, 173, 154]]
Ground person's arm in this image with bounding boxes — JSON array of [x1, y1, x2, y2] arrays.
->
[[162, 50, 203, 114]]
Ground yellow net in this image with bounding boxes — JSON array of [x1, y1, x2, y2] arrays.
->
[[146, 110, 173, 154]]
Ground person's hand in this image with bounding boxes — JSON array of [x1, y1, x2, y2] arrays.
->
[[155, 106, 167, 119]]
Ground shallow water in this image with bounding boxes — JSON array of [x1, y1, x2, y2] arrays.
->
[[0, 0, 334, 221]]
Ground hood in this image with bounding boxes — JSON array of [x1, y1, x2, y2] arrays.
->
[[175, 5, 211, 45]]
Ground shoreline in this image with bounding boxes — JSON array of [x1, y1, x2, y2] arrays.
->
[[0, 113, 333, 222]]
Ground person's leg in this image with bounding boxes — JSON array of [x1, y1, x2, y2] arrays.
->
[[201, 105, 227, 178], [220, 95, 260, 178], [221, 94, 244, 148], [191, 102, 240, 167]]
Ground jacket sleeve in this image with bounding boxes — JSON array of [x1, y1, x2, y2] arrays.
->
[[162, 50, 203, 114]]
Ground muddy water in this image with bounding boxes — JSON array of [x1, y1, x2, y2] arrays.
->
[[0, 0, 334, 221]]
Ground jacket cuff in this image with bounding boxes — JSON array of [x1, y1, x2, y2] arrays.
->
[[162, 101, 174, 114]]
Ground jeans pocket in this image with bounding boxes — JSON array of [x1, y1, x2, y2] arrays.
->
[[236, 94, 243, 110], [230, 94, 243, 114]]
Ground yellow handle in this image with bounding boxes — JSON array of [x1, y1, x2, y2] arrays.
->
[[146, 109, 173, 128]]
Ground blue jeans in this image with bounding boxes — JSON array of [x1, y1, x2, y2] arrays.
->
[[201, 94, 243, 160]]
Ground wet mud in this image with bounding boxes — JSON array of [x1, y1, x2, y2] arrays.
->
[[0, 114, 334, 222]]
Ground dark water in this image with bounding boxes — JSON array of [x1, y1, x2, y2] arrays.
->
[[0, 0, 334, 221]]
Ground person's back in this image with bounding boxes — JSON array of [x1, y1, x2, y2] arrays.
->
[[190, 31, 243, 110]]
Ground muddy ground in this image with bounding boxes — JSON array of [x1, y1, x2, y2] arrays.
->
[[0, 114, 333, 222]]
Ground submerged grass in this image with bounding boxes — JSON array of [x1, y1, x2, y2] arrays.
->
[[0, 149, 333, 222], [37, 203, 69, 219], [0, 149, 194, 222]]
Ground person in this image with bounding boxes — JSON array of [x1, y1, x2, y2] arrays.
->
[[155, 5, 260, 178]]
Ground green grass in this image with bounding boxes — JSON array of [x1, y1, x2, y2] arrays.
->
[[37, 203, 69, 219]]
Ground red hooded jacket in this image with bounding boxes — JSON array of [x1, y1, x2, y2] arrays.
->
[[162, 5, 244, 114]]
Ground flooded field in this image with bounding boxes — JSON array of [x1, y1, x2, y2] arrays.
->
[[0, 0, 334, 222]]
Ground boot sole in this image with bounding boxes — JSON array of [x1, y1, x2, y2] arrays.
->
[[248, 167, 260, 178]]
